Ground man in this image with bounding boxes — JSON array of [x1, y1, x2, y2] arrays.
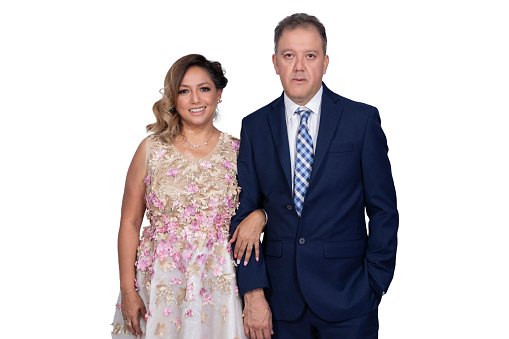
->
[[231, 13, 398, 339]]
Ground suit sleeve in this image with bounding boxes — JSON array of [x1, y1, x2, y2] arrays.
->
[[361, 108, 399, 298], [230, 119, 270, 295]]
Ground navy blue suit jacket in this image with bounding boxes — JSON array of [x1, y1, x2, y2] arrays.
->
[[230, 84, 398, 322]]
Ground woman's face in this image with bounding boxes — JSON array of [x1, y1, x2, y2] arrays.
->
[[176, 66, 222, 130]]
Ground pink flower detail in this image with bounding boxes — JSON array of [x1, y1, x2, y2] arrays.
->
[[171, 278, 182, 285], [196, 254, 208, 265], [199, 287, 207, 297], [164, 308, 172, 316], [208, 197, 219, 208], [186, 184, 199, 193], [155, 149, 166, 159], [182, 250, 193, 262], [222, 160, 233, 170], [166, 168, 179, 177], [218, 256, 226, 264], [225, 173, 233, 183], [231, 139, 240, 151], [144, 174, 151, 187], [212, 264, 223, 277], [173, 318, 181, 330], [115, 303, 121, 310], [200, 161, 212, 170], [185, 309, 193, 317], [154, 199, 165, 210], [203, 294, 213, 305]]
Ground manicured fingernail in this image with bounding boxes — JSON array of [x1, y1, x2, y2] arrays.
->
[[256, 257, 259, 261], [234, 254, 237, 258], [237, 259, 240, 265], [244, 261, 248, 266]]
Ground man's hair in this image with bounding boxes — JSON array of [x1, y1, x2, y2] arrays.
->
[[274, 13, 327, 55]]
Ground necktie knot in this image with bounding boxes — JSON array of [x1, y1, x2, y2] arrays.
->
[[296, 107, 312, 124]]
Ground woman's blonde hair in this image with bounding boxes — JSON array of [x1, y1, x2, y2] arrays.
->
[[146, 54, 228, 143]]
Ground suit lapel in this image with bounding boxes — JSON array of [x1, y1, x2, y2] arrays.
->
[[267, 94, 292, 191], [309, 85, 344, 187]]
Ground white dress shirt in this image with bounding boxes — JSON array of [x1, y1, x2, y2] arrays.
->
[[284, 86, 323, 190]]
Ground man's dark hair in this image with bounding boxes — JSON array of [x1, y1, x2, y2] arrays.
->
[[274, 13, 327, 54]]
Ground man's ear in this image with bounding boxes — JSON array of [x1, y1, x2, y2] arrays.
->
[[272, 54, 279, 75]]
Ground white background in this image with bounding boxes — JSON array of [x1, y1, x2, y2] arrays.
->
[[1, 0, 508, 338]]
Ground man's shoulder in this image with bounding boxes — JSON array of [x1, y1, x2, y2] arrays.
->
[[324, 85, 377, 114]]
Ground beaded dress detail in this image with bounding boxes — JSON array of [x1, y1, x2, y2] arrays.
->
[[112, 133, 246, 339]]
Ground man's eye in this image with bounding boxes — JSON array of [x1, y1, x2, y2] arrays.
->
[[307, 54, 316, 59], [284, 53, 293, 58]]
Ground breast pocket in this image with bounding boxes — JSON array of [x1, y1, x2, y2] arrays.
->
[[328, 142, 354, 153]]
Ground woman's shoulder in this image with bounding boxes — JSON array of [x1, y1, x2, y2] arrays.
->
[[219, 132, 240, 152]]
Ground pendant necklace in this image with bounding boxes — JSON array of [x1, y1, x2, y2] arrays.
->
[[182, 130, 215, 159]]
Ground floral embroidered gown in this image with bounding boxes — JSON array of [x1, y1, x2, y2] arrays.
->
[[112, 133, 246, 339]]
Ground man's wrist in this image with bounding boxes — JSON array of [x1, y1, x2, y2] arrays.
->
[[244, 288, 264, 301]]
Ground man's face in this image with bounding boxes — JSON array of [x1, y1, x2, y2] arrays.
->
[[273, 27, 329, 106]]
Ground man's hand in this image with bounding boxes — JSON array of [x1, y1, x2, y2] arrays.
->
[[243, 288, 273, 339]]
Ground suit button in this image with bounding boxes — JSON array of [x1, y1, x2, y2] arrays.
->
[[299, 238, 305, 245], [286, 205, 293, 211]]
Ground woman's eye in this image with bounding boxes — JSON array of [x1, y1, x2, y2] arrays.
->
[[200, 87, 211, 92], [178, 89, 188, 94]]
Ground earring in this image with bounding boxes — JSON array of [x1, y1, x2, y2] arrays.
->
[[218, 99, 222, 103]]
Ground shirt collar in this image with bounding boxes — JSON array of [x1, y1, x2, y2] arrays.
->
[[284, 85, 323, 122]]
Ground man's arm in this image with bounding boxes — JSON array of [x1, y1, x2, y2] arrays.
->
[[361, 108, 399, 298], [231, 119, 270, 294], [232, 119, 273, 338]]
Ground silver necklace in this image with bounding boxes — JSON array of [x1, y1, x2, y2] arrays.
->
[[183, 130, 215, 149]]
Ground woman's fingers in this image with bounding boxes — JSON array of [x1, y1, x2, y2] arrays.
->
[[229, 227, 239, 245], [244, 243, 254, 265]]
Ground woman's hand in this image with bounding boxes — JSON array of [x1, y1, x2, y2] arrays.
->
[[121, 290, 147, 338], [230, 209, 266, 266]]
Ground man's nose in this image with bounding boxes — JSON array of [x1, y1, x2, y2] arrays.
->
[[294, 56, 305, 72]]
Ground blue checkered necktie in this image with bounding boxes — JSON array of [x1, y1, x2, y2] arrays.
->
[[294, 107, 314, 216]]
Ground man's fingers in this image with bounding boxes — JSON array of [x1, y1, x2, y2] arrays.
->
[[255, 242, 260, 262]]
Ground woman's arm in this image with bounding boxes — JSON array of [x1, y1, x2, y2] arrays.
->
[[229, 209, 266, 265], [117, 139, 147, 338]]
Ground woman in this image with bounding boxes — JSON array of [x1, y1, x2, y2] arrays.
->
[[111, 54, 265, 338]]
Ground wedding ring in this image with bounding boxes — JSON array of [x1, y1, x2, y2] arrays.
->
[[249, 246, 253, 249], [125, 321, 131, 326]]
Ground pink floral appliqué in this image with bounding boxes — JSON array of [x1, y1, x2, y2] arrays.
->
[[155, 149, 166, 159], [231, 139, 240, 151], [186, 184, 199, 193], [166, 168, 179, 177], [212, 264, 223, 277], [203, 294, 213, 305], [225, 173, 233, 183], [221, 160, 233, 170], [200, 161, 212, 170], [218, 256, 226, 264], [144, 174, 151, 187], [173, 318, 182, 331], [164, 308, 172, 316], [185, 309, 193, 318]]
